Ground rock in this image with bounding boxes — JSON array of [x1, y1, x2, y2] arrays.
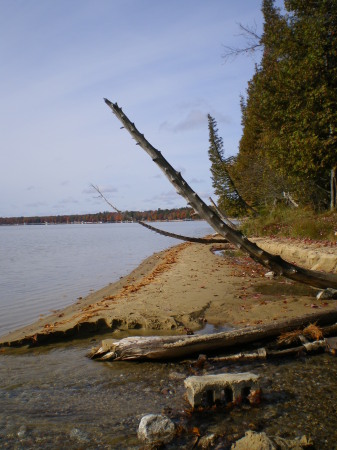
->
[[198, 433, 217, 448], [316, 288, 337, 300], [231, 431, 313, 450], [231, 431, 276, 450], [137, 414, 175, 445], [184, 372, 261, 408], [69, 428, 90, 443], [273, 435, 314, 449], [264, 271, 276, 278], [17, 425, 27, 439], [168, 371, 186, 381]]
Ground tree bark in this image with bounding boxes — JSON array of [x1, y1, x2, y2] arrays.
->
[[88, 307, 337, 361], [104, 99, 337, 290], [331, 166, 337, 211]]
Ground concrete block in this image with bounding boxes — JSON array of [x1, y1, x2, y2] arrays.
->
[[184, 372, 260, 408]]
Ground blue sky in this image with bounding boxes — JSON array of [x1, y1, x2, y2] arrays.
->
[[0, 0, 271, 217]]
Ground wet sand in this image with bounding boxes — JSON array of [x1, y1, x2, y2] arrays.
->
[[1, 237, 336, 347]]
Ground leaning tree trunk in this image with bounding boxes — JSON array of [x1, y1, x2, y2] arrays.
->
[[104, 99, 337, 290]]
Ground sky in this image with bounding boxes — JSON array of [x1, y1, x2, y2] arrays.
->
[[0, 0, 271, 218]]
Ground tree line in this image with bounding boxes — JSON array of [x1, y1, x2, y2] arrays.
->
[[0, 207, 195, 226], [209, 0, 337, 216]]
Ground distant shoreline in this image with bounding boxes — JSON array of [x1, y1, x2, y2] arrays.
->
[[0, 219, 198, 227]]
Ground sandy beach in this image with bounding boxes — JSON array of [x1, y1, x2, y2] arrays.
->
[[1, 236, 336, 347]]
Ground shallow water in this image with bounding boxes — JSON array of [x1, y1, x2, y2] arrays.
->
[[1, 339, 337, 449]]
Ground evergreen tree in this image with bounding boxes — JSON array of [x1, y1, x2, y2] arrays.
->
[[236, 0, 337, 209], [208, 114, 248, 216]]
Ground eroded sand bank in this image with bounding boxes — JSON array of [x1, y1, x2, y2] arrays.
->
[[1, 237, 336, 347]]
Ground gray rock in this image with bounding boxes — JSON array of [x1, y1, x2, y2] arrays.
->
[[69, 428, 90, 443], [138, 414, 175, 445], [169, 371, 186, 380], [17, 425, 27, 439], [198, 433, 217, 449], [231, 431, 313, 450]]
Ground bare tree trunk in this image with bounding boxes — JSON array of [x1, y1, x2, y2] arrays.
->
[[331, 166, 337, 211], [104, 99, 337, 290]]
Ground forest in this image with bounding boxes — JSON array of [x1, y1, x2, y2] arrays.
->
[[208, 0, 336, 217], [0, 207, 195, 226]]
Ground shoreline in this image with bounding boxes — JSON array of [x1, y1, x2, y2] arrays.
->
[[1, 236, 336, 348]]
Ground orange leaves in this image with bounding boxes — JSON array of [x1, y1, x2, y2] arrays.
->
[[101, 243, 189, 304], [191, 427, 200, 436]]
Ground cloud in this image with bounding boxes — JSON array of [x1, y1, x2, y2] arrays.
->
[[54, 197, 79, 206], [161, 110, 207, 132], [189, 177, 204, 184], [25, 201, 47, 208], [144, 190, 181, 205], [160, 108, 231, 133], [26, 185, 36, 191], [82, 185, 118, 195]]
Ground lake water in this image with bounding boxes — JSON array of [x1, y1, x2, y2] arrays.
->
[[0, 221, 213, 337]]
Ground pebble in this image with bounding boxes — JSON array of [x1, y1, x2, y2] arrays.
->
[[69, 428, 90, 443], [17, 425, 27, 439]]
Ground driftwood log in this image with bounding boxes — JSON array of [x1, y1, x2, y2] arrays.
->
[[88, 308, 337, 361], [182, 339, 327, 365], [104, 99, 337, 291]]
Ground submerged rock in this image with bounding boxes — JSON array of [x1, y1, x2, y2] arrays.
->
[[231, 431, 313, 450], [17, 425, 27, 439], [197, 433, 217, 449], [137, 414, 175, 445], [69, 428, 90, 443]]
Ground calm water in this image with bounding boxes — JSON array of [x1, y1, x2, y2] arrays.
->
[[0, 221, 213, 337]]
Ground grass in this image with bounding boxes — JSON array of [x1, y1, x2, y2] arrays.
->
[[241, 207, 337, 242]]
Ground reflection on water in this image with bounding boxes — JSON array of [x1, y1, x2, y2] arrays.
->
[[1, 339, 337, 449]]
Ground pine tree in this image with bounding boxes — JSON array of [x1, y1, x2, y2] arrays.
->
[[208, 114, 250, 216], [236, 0, 337, 209]]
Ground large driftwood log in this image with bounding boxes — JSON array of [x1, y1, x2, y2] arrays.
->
[[104, 99, 337, 290], [88, 308, 337, 361]]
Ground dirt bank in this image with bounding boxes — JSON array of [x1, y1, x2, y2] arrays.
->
[[0, 237, 336, 347]]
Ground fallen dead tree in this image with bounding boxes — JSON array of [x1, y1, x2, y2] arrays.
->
[[88, 308, 337, 361], [92, 184, 227, 244], [104, 99, 337, 290]]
